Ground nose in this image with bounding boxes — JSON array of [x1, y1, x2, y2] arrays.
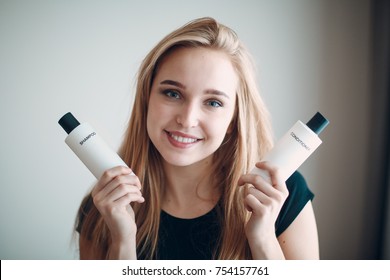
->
[[176, 102, 200, 128]]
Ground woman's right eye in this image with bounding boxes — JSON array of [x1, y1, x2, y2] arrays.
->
[[162, 89, 181, 99]]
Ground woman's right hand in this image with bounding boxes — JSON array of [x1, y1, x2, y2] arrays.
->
[[91, 166, 144, 256]]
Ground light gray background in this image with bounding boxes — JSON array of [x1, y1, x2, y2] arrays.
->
[[0, 0, 371, 259]]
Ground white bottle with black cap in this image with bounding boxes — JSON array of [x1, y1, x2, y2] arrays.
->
[[251, 112, 329, 182], [58, 112, 128, 179]]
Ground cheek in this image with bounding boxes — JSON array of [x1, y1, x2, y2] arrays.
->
[[206, 115, 234, 143], [147, 95, 172, 137], [146, 96, 160, 134]]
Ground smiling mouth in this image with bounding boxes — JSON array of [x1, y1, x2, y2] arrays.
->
[[166, 131, 202, 144]]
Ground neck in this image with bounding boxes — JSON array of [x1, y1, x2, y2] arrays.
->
[[161, 156, 220, 218]]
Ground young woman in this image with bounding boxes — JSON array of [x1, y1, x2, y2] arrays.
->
[[76, 17, 319, 260]]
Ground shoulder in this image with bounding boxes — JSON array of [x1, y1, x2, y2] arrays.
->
[[286, 171, 308, 190], [285, 171, 314, 202], [275, 171, 314, 236]]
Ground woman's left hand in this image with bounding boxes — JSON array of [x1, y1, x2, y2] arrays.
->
[[238, 161, 289, 258]]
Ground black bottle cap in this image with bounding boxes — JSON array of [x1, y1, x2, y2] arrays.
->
[[306, 112, 329, 135], [58, 112, 80, 134]]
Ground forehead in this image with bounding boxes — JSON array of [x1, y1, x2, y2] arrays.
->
[[154, 47, 238, 97]]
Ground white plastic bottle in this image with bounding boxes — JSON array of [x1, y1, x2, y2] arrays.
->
[[250, 112, 329, 182], [58, 112, 128, 179]]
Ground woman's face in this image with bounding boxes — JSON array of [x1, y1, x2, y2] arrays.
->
[[147, 47, 238, 167]]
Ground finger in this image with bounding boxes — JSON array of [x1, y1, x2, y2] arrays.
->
[[238, 173, 263, 186], [96, 173, 141, 199], [110, 185, 143, 203], [92, 166, 136, 197], [95, 186, 144, 214], [240, 173, 279, 198], [246, 186, 288, 217], [114, 192, 145, 206], [247, 186, 272, 205], [254, 162, 288, 196], [255, 162, 283, 188], [96, 183, 143, 206], [97, 193, 144, 219], [244, 194, 266, 216], [92, 166, 132, 196]]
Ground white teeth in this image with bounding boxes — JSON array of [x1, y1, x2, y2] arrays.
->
[[169, 133, 198, 143]]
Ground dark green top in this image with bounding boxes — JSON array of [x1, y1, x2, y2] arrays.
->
[[148, 171, 314, 259], [77, 171, 314, 260]]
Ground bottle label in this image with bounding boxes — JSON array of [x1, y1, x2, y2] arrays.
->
[[79, 132, 96, 145], [290, 131, 311, 151], [250, 121, 322, 181], [65, 122, 127, 178]]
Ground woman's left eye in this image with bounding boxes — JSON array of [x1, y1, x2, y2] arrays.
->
[[206, 100, 223, 108]]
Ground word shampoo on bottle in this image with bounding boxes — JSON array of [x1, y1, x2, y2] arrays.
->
[[251, 112, 329, 182], [58, 112, 128, 179]]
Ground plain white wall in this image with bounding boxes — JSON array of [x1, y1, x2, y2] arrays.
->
[[0, 0, 371, 259]]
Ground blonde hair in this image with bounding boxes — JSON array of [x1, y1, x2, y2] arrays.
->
[[78, 17, 273, 259]]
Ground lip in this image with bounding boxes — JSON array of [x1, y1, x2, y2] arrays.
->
[[164, 130, 203, 148]]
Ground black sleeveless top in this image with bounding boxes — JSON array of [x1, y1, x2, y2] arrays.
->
[[77, 171, 314, 259], [144, 171, 313, 259]]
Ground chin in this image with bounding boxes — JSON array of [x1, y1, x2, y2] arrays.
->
[[162, 151, 216, 169], [162, 156, 198, 167]]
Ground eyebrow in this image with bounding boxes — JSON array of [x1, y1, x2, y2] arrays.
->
[[160, 80, 185, 89], [160, 79, 230, 99]]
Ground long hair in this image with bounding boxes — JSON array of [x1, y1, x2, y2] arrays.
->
[[77, 17, 274, 259]]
